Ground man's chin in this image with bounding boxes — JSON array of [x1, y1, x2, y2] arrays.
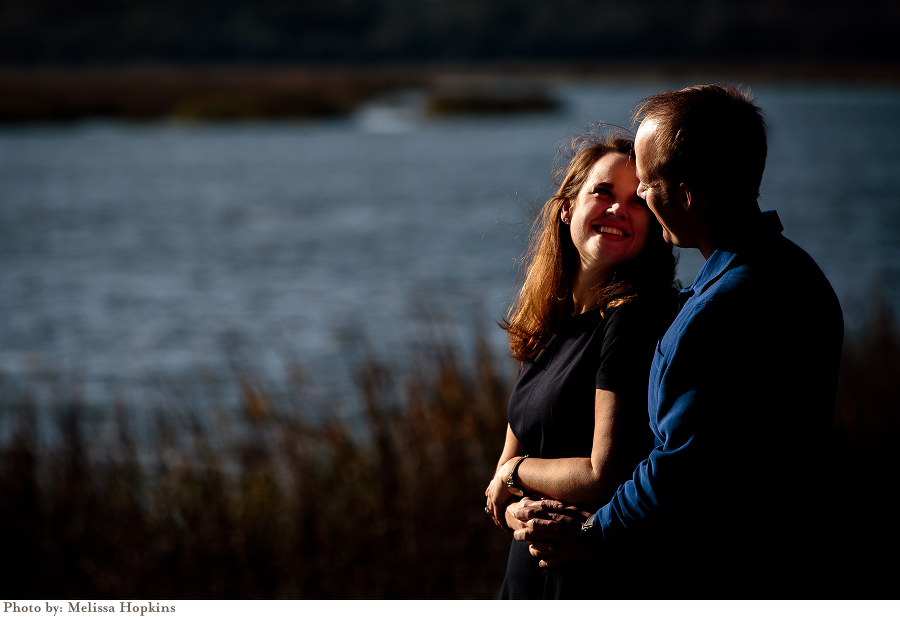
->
[[664, 231, 695, 249]]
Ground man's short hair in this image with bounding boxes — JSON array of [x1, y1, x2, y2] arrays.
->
[[634, 84, 767, 203]]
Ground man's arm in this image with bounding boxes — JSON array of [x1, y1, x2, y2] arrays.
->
[[589, 301, 728, 545], [516, 299, 738, 560]]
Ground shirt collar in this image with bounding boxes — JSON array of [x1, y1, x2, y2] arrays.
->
[[682, 210, 784, 298]]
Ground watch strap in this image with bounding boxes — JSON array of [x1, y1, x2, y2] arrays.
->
[[506, 455, 529, 496], [580, 511, 600, 554]]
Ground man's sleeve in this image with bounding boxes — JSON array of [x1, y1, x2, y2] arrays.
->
[[590, 297, 741, 544]]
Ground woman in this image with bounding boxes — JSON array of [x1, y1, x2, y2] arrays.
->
[[486, 126, 677, 599]]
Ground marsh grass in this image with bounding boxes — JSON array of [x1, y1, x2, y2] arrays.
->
[[0, 65, 558, 122], [0, 66, 422, 122], [0, 329, 514, 599], [828, 301, 900, 596], [1, 306, 898, 599]]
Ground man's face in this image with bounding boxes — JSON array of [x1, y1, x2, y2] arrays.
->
[[634, 119, 691, 248]]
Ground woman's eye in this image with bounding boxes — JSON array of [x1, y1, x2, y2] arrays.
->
[[592, 187, 611, 196], [633, 196, 648, 208]]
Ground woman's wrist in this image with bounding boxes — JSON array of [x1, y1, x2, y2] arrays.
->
[[497, 457, 515, 480], [499, 500, 519, 533], [505, 455, 529, 497]]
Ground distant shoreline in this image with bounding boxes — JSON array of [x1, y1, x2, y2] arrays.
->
[[2, 61, 898, 123]]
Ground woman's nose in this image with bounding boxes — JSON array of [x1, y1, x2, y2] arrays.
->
[[607, 201, 626, 217]]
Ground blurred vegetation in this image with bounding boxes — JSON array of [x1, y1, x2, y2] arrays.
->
[[0, 66, 426, 121], [0, 304, 898, 598], [1, 0, 898, 65], [0, 66, 562, 121], [0, 332, 515, 599], [829, 300, 900, 596]]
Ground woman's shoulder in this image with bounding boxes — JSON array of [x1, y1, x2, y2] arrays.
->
[[604, 294, 677, 338], [607, 292, 676, 320]]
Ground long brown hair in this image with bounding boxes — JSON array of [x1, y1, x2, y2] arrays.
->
[[503, 125, 677, 362]]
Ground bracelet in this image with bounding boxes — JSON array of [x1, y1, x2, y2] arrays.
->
[[506, 454, 529, 497]]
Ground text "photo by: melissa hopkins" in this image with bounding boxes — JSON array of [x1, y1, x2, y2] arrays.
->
[[3, 604, 176, 616]]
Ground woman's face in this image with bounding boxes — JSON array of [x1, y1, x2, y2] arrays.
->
[[562, 152, 651, 279]]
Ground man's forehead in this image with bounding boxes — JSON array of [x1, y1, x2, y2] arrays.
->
[[635, 118, 660, 143]]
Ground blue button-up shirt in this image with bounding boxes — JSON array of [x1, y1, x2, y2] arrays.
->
[[590, 211, 843, 573]]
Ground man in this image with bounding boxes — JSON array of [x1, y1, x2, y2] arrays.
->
[[512, 85, 844, 597]]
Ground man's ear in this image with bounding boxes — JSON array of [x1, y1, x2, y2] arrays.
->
[[677, 183, 692, 212]]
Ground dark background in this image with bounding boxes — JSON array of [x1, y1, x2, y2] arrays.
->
[[2, 0, 898, 66]]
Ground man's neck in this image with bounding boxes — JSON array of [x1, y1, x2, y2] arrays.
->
[[699, 203, 763, 260]]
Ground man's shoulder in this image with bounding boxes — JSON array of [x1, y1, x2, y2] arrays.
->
[[759, 234, 841, 308], [700, 234, 835, 302], [670, 234, 842, 347]]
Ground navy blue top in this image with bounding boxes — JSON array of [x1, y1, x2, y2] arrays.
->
[[500, 299, 673, 599], [589, 211, 844, 596], [509, 301, 665, 462]]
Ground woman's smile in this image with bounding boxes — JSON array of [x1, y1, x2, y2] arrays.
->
[[593, 223, 628, 237]]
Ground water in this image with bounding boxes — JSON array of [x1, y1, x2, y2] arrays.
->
[[1, 81, 899, 417]]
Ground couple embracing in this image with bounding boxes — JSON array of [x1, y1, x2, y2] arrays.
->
[[486, 84, 843, 599]]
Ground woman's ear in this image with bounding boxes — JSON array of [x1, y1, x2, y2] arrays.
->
[[560, 200, 572, 224]]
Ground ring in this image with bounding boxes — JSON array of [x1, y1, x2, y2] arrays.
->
[[484, 506, 492, 514]]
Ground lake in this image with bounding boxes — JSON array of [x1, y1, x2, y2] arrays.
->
[[2, 80, 899, 418]]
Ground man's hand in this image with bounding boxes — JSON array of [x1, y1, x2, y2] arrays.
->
[[511, 499, 594, 568], [503, 495, 541, 533]]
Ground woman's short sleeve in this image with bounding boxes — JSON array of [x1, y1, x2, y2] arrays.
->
[[594, 302, 666, 393]]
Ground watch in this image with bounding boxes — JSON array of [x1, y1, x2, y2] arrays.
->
[[506, 455, 529, 496], [580, 512, 599, 554]]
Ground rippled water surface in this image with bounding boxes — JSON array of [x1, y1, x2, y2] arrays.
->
[[2, 82, 899, 413]]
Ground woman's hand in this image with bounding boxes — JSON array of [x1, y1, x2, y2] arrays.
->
[[485, 469, 514, 529], [487, 425, 524, 530]]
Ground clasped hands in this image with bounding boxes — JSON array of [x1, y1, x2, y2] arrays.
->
[[485, 467, 594, 568]]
